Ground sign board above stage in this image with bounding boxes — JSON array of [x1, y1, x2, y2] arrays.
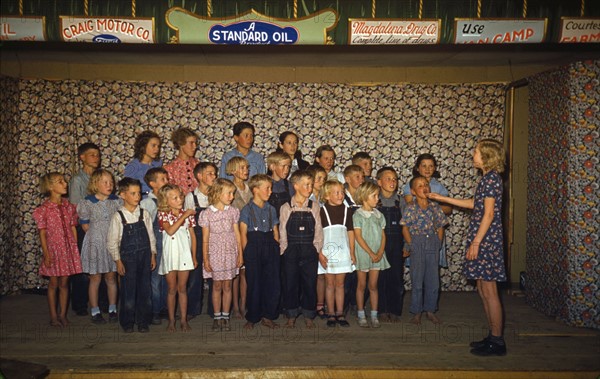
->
[[165, 8, 337, 45], [59, 16, 155, 43], [0, 16, 46, 41], [559, 18, 600, 43], [348, 19, 441, 45], [454, 19, 547, 44]]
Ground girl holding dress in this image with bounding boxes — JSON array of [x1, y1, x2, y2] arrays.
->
[[428, 139, 507, 356], [157, 184, 197, 332], [77, 169, 121, 324], [33, 173, 83, 327], [353, 181, 390, 328], [199, 179, 243, 332]]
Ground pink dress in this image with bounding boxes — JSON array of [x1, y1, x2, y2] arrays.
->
[[32, 198, 83, 277], [198, 205, 240, 281], [164, 157, 200, 195]]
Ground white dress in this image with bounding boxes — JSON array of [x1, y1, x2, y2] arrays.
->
[[158, 211, 195, 275], [318, 206, 355, 275]]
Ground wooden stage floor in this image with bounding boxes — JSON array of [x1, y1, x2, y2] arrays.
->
[[1, 291, 598, 378]]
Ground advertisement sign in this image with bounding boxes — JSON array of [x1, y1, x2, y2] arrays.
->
[[0, 16, 46, 41], [454, 19, 546, 43], [166, 8, 337, 45], [559, 18, 600, 43], [349, 19, 440, 45], [59, 16, 155, 43]]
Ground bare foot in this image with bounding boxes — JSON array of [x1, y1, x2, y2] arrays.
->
[[286, 318, 296, 328], [389, 314, 401, 323], [244, 322, 255, 330], [305, 318, 315, 329], [232, 310, 244, 320], [379, 313, 391, 323], [260, 318, 279, 329], [166, 321, 176, 332], [59, 316, 70, 327], [410, 314, 422, 325], [426, 312, 441, 324], [50, 318, 62, 327], [180, 321, 192, 332]]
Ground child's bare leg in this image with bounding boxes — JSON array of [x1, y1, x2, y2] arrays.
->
[[305, 317, 315, 329], [239, 269, 247, 317], [368, 270, 379, 313], [165, 272, 177, 332], [58, 276, 70, 326], [324, 274, 335, 317], [260, 318, 279, 329], [231, 275, 241, 318], [356, 271, 367, 311], [88, 274, 101, 309], [334, 274, 346, 315], [178, 271, 191, 331], [480, 280, 503, 336], [47, 277, 60, 326], [104, 272, 118, 309], [222, 280, 232, 314], [317, 274, 326, 316], [410, 313, 422, 325], [212, 280, 223, 315], [286, 315, 296, 328]]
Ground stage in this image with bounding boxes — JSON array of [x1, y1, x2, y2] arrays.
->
[[1, 291, 598, 378]]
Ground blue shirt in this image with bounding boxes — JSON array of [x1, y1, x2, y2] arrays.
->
[[124, 158, 163, 196], [68, 170, 90, 205], [219, 149, 266, 180], [400, 201, 448, 236], [240, 201, 279, 232]]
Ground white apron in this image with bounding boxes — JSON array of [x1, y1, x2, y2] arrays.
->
[[318, 206, 355, 275]]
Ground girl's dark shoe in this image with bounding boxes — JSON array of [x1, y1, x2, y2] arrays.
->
[[91, 314, 106, 324], [316, 308, 327, 319], [470, 341, 507, 356], [336, 316, 350, 327], [326, 316, 337, 327]]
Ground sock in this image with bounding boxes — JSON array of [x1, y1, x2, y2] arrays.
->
[[370, 310, 378, 319], [214, 312, 222, 320], [108, 304, 117, 313], [357, 310, 366, 319], [222, 312, 230, 320], [490, 335, 505, 346], [91, 307, 100, 316]]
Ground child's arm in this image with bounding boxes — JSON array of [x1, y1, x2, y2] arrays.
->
[[279, 205, 290, 255], [428, 193, 474, 210], [402, 226, 412, 258], [38, 229, 53, 268], [467, 197, 495, 260], [107, 213, 125, 275], [161, 209, 195, 236], [202, 226, 211, 272], [189, 225, 197, 268], [233, 223, 243, 268], [437, 227, 445, 242], [273, 224, 280, 243], [81, 224, 90, 232], [354, 228, 377, 262], [374, 230, 386, 262], [240, 222, 248, 251], [348, 230, 356, 264]]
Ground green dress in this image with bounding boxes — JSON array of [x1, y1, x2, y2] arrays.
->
[[353, 208, 391, 271]]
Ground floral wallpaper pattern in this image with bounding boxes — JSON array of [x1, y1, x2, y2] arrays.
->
[[0, 79, 505, 295], [528, 60, 599, 330]]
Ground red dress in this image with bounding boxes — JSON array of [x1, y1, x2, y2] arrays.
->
[[33, 198, 83, 277]]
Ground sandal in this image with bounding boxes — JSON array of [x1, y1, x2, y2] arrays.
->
[[336, 316, 350, 327], [326, 315, 337, 327], [316, 308, 326, 319]]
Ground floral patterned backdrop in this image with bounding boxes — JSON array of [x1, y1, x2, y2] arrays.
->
[[528, 60, 599, 330], [0, 79, 505, 295]]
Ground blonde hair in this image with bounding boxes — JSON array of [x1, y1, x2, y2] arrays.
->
[[320, 179, 343, 202], [478, 139, 506, 174], [225, 156, 248, 176], [39, 172, 63, 197], [208, 178, 236, 206], [343, 164, 363, 178], [353, 181, 379, 206], [248, 174, 272, 192], [87, 169, 114, 195], [267, 151, 291, 168], [156, 184, 182, 212]]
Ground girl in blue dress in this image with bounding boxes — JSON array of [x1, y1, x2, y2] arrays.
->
[[428, 139, 507, 357]]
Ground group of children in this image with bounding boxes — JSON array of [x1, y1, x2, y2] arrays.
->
[[33, 121, 508, 356]]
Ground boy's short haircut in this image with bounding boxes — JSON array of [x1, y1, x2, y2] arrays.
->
[[289, 170, 313, 185], [77, 142, 100, 157], [352, 152, 372, 165], [353, 181, 380, 206], [87, 169, 115, 195], [144, 167, 168, 187], [409, 175, 428, 190], [248, 174, 272, 192], [306, 164, 327, 179], [376, 166, 398, 180], [171, 127, 198, 150], [39, 172, 63, 197], [320, 179, 343, 202], [193, 162, 218, 178], [314, 144, 336, 160], [225, 156, 248, 176], [343, 164, 364, 178], [233, 121, 255, 136], [118, 177, 142, 194], [157, 184, 182, 212], [267, 151, 291, 168], [134, 131, 161, 161], [207, 178, 236, 206]]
